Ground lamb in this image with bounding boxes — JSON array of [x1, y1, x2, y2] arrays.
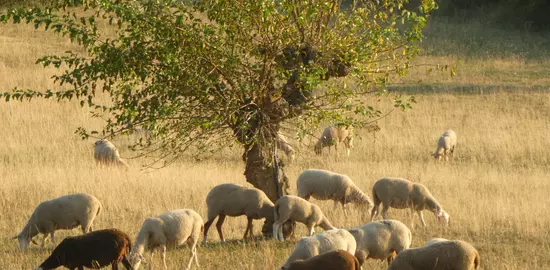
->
[[349, 219, 412, 265], [387, 239, 481, 270], [297, 169, 373, 211], [314, 125, 354, 156], [203, 183, 293, 243], [282, 249, 362, 270], [277, 132, 296, 162], [273, 195, 336, 241], [93, 139, 129, 168], [14, 193, 102, 250], [129, 209, 203, 270], [432, 129, 457, 161], [370, 177, 450, 227], [35, 228, 132, 270], [281, 229, 357, 269]]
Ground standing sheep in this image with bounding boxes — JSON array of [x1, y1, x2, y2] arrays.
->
[[370, 177, 450, 228], [281, 229, 357, 269], [297, 169, 373, 211], [203, 183, 293, 243], [129, 209, 203, 270], [432, 129, 457, 161], [36, 228, 132, 270], [349, 219, 412, 265], [387, 239, 481, 270], [93, 139, 129, 168], [14, 193, 102, 250], [314, 125, 354, 156], [273, 195, 336, 241], [282, 250, 362, 270]]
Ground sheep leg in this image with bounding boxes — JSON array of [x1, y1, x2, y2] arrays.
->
[[307, 224, 315, 236], [272, 221, 282, 241], [417, 210, 427, 227], [192, 245, 200, 267], [216, 215, 226, 243], [381, 203, 390, 220], [243, 217, 254, 240], [111, 261, 119, 270], [203, 218, 215, 244], [160, 245, 167, 269], [185, 244, 195, 270], [370, 204, 379, 220]]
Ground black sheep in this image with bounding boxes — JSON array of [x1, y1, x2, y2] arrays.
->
[[36, 228, 132, 270]]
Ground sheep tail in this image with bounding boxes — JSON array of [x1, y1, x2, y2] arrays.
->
[[274, 203, 280, 222]]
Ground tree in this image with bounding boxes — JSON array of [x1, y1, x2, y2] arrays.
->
[[1, 0, 436, 236]]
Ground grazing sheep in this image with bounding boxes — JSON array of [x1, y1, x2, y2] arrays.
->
[[387, 239, 481, 270], [297, 169, 373, 211], [349, 219, 412, 265], [129, 209, 203, 270], [370, 177, 450, 227], [281, 229, 357, 269], [282, 249, 361, 270], [314, 125, 354, 156], [15, 193, 102, 250], [36, 228, 132, 270], [203, 183, 293, 243], [277, 132, 296, 162], [273, 195, 336, 241], [432, 129, 457, 161], [93, 139, 129, 168]]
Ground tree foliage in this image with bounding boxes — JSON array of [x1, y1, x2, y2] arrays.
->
[[1, 0, 436, 207]]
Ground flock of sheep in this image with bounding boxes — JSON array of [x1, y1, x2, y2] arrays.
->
[[13, 126, 478, 270]]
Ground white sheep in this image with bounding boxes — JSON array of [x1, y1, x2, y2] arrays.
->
[[129, 209, 203, 270], [348, 219, 412, 265], [387, 239, 481, 270], [314, 125, 354, 156], [371, 177, 450, 228], [297, 169, 373, 211], [203, 183, 293, 243], [14, 193, 102, 250], [273, 195, 336, 241], [277, 132, 296, 162], [93, 139, 129, 168], [281, 229, 357, 269], [432, 129, 457, 161]]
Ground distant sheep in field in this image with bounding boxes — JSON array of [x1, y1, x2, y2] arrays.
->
[[36, 228, 132, 270], [277, 132, 296, 162], [297, 169, 373, 211], [371, 177, 450, 228], [314, 125, 354, 156], [388, 239, 480, 270], [349, 219, 412, 265], [129, 209, 203, 270], [432, 129, 457, 161], [93, 139, 129, 168], [281, 229, 357, 269], [203, 183, 294, 243], [273, 195, 336, 241], [282, 249, 362, 270], [14, 193, 102, 250]]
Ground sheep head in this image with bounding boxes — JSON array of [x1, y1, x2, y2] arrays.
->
[[314, 141, 322, 155], [128, 252, 147, 270], [14, 233, 34, 250], [435, 209, 450, 226]]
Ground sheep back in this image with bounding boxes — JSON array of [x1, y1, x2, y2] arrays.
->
[[297, 169, 351, 201], [37, 228, 131, 269], [283, 229, 356, 267], [206, 183, 274, 220], [388, 240, 480, 270], [349, 219, 412, 261], [284, 250, 361, 270]]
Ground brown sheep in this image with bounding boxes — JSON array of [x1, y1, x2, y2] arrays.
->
[[283, 249, 362, 270], [36, 228, 132, 270]]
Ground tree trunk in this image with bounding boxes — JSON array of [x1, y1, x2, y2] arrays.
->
[[243, 142, 292, 238]]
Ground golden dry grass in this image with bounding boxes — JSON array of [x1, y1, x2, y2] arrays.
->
[[1, 19, 550, 270]]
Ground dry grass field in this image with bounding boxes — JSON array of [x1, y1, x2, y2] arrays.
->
[[1, 16, 550, 269]]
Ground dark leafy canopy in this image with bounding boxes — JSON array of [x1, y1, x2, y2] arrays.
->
[[0, 0, 436, 167]]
